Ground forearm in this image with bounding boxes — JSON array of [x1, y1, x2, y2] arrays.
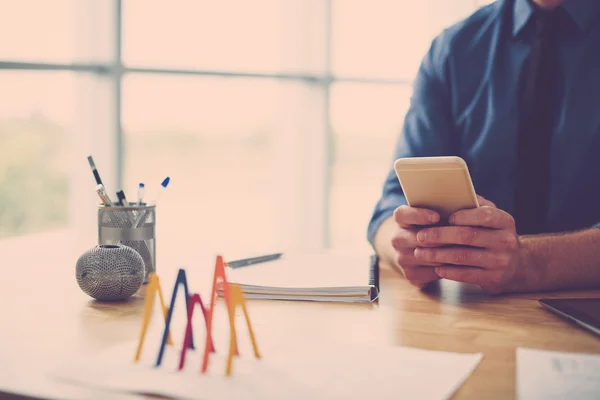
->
[[514, 228, 600, 292], [372, 216, 400, 270]]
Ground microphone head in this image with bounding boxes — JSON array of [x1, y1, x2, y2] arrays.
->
[[76, 244, 145, 301]]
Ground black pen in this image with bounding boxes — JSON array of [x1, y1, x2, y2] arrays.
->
[[227, 253, 283, 269], [87, 155, 104, 186], [116, 190, 130, 206]]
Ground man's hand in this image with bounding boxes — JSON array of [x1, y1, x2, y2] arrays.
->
[[413, 196, 521, 293], [390, 205, 442, 288]]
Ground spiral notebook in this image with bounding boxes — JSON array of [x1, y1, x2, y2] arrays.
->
[[221, 252, 379, 303]]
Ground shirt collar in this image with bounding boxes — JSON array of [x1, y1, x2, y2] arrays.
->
[[513, 0, 600, 36], [513, 0, 534, 36]]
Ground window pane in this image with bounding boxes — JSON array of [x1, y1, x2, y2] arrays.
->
[[122, 75, 280, 256], [329, 83, 411, 250], [0, 72, 74, 239], [0, 0, 108, 63], [123, 0, 288, 72], [332, 0, 479, 80]]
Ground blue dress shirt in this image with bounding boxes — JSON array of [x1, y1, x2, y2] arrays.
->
[[367, 0, 600, 246]]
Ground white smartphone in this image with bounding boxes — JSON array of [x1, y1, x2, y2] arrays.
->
[[393, 156, 479, 223]]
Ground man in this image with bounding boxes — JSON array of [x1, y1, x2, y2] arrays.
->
[[368, 0, 600, 294]]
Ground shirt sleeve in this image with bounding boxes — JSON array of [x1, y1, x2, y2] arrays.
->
[[366, 35, 457, 247]]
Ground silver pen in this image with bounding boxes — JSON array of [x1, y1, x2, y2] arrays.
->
[[95, 184, 113, 206]]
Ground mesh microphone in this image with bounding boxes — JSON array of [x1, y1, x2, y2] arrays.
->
[[76, 244, 145, 301]]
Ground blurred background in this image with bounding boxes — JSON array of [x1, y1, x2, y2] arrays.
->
[[0, 0, 493, 259]]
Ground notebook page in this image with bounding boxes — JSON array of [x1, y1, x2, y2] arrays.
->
[[226, 252, 373, 290], [242, 293, 372, 302]]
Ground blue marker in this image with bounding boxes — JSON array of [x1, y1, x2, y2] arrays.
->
[[153, 177, 170, 206], [137, 183, 145, 205]]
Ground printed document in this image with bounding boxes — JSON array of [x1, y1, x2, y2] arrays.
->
[[517, 348, 600, 399]]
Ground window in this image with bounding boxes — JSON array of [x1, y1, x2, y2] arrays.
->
[[0, 72, 74, 238], [1, 0, 490, 253], [123, 0, 287, 73], [0, 0, 77, 63], [122, 75, 280, 253]]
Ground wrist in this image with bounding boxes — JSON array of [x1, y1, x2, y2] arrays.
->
[[507, 237, 543, 292]]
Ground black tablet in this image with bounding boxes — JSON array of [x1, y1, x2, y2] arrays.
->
[[539, 298, 600, 337]]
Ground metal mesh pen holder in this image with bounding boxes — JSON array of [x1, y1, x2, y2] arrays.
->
[[98, 204, 156, 283]]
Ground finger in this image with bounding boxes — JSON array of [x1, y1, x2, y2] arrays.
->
[[402, 266, 440, 287], [416, 226, 518, 250], [434, 266, 488, 286], [391, 228, 418, 250], [476, 195, 496, 208], [449, 206, 515, 230], [414, 247, 510, 270], [435, 266, 504, 294], [394, 205, 440, 229], [396, 249, 442, 268]]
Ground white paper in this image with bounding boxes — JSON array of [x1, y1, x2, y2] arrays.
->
[[517, 348, 600, 400], [0, 351, 145, 400], [0, 358, 83, 400], [51, 337, 482, 400]]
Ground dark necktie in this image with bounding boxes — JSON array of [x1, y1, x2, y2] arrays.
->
[[514, 8, 563, 235]]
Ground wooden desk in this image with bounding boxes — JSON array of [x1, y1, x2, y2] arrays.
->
[[2, 243, 600, 399]]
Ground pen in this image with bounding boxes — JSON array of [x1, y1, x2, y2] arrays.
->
[[152, 176, 170, 206], [227, 253, 283, 269], [116, 189, 137, 225], [137, 183, 145, 205], [87, 156, 104, 186], [95, 184, 113, 206], [116, 190, 129, 207], [135, 176, 170, 227]]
